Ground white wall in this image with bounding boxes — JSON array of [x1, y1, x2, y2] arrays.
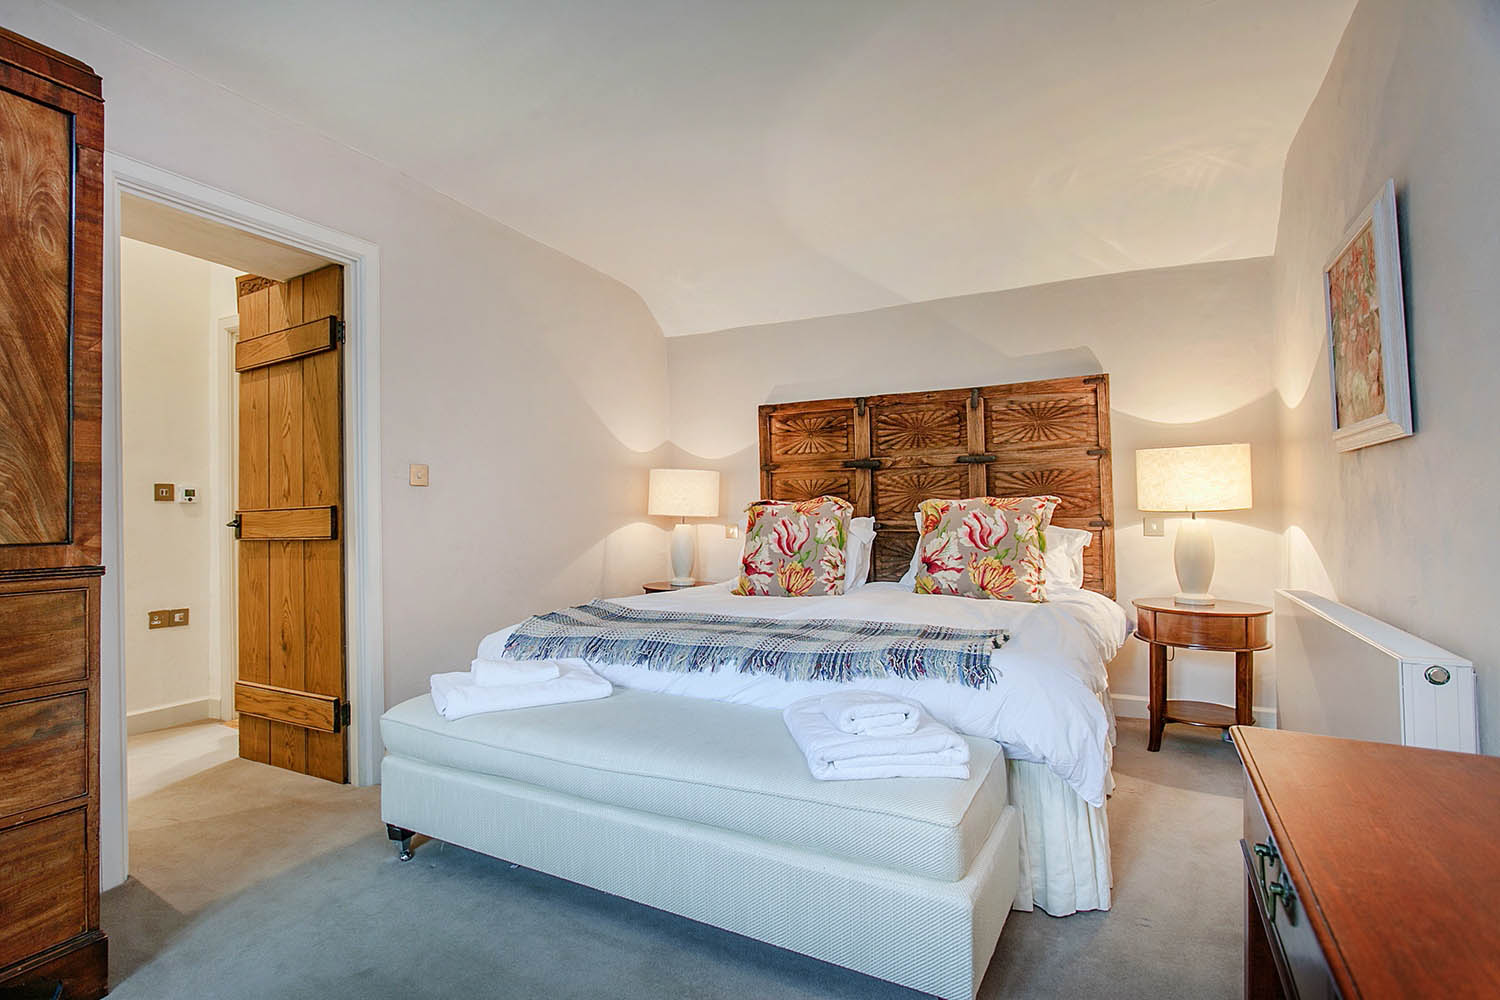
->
[[1271, 0, 1500, 752], [118, 237, 237, 733], [666, 259, 1283, 717], [0, 0, 676, 890], [0, 1, 674, 705]]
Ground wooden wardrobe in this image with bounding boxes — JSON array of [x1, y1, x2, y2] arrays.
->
[[0, 27, 109, 999]]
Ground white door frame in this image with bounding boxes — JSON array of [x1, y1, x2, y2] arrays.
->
[[101, 152, 385, 891], [209, 312, 240, 723]]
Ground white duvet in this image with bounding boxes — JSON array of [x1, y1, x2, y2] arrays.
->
[[477, 581, 1130, 807]]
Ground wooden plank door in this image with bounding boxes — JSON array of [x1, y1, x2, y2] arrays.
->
[[232, 265, 347, 782]]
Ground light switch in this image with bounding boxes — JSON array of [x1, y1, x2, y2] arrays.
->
[[1143, 516, 1165, 537], [148, 610, 169, 629], [724, 524, 740, 540], [169, 608, 190, 627], [409, 464, 429, 487], [153, 483, 175, 502]]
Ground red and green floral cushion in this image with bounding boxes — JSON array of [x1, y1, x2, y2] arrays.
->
[[913, 496, 1059, 602], [732, 496, 853, 597]]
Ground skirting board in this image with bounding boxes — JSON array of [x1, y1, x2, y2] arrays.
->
[[1111, 694, 1277, 729], [126, 696, 220, 736]]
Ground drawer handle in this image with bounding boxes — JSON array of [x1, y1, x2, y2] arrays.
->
[[1267, 872, 1298, 926], [1425, 665, 1452, 686], [1252, 841, 1277, 889]]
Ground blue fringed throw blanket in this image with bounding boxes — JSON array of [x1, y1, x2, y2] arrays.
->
[[501, 601, 1007, 689]]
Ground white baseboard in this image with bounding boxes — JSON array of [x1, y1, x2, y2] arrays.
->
[[1110, 693, 1277, 729], [126, 696, 220, 736]]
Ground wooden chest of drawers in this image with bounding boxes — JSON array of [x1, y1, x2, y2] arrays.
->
[[0, 574, 107, 996], [1234, 726, 1500, 999]]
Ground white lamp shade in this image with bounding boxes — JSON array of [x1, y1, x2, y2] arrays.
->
[[1135, 444, 1252, 512], [648, 468, 720, 518]]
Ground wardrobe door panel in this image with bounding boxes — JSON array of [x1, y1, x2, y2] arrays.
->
[[0, 85, 72, 546]]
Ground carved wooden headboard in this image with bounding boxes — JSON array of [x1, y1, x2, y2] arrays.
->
[[757, 375, 1116, 597]]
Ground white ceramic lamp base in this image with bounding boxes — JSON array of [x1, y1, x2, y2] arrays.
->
[[669, 522, 696, 586], [1173, 516, 1216, 605]]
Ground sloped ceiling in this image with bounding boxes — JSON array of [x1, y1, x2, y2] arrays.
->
[[61, 0, 1355, 336]]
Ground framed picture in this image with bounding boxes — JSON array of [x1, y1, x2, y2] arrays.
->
[[1323, 178, 1411, 452]]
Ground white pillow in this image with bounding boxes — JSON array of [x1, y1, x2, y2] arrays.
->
[[897, 516, 1090, 590], [844, 517, 877, 590], [898, 512, 924, 587], [1043, 525, 1092, 590]]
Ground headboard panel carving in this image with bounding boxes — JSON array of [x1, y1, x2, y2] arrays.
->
[[757, 375, 1115, 598]]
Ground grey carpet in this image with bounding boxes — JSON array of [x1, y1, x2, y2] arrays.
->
[[104, 719, 1242, 999]]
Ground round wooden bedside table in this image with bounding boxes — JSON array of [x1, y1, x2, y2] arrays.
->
[[1132, 597, 1271, 752], [642, 580, 707, 593]]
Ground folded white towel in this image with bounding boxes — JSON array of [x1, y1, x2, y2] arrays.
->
[[430, 662, 611, 720], [817, 690, 921, 737], [470, 657, 561, 686], [783, 694, 970, 781]]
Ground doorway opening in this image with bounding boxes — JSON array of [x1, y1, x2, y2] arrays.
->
[[101, 156, 384, 892], [117, 236, 242, 803]]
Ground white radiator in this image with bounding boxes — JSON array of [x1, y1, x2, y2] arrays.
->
[[1275, 590, 1478, 753]]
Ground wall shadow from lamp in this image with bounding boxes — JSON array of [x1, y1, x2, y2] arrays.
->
[[1136, 443, 1252, 606]]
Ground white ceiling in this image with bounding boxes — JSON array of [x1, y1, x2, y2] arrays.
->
[[65, 0, 1355, 337]]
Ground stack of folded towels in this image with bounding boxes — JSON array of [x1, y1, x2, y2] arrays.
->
[[783, 690, 970, 781], [429, 657, 611, 721]]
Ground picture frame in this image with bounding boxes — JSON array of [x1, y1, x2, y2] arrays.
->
[[1323, 178, 1411, 452]]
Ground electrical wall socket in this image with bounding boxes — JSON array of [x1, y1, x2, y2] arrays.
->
[[168, 608, 190, 627], [1143, 516, 1165, 537], [147, 610, 169, 629], [153, 483, 175, 502], [409, 463, 429, 487]]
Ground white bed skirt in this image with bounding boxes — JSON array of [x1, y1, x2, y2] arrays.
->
[[1008, 759, 1112, 915]]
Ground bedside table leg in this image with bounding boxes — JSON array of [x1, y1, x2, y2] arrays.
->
[[1148, 642, 1167, 752], [1235, 650, 1255, 727]]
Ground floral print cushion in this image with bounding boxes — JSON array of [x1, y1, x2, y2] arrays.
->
[[732, 496, 853, 597], [913, 496, 1060, 602]]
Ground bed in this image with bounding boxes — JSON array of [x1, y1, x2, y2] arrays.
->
[[381, 375, 1122, 999]]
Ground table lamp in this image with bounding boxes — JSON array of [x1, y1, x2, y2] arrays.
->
[[648, 468, 720, 586], [1135, 444, 1252, 606]]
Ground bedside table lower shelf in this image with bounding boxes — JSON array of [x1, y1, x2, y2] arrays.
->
[[1162, 699, 1252, 729]]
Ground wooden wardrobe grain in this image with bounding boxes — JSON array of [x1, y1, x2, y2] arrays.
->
[[0, 27, 109, 999]]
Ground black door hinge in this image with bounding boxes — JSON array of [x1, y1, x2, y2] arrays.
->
[[333, 700, 351, 732], [334, 319, 346, 344]]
